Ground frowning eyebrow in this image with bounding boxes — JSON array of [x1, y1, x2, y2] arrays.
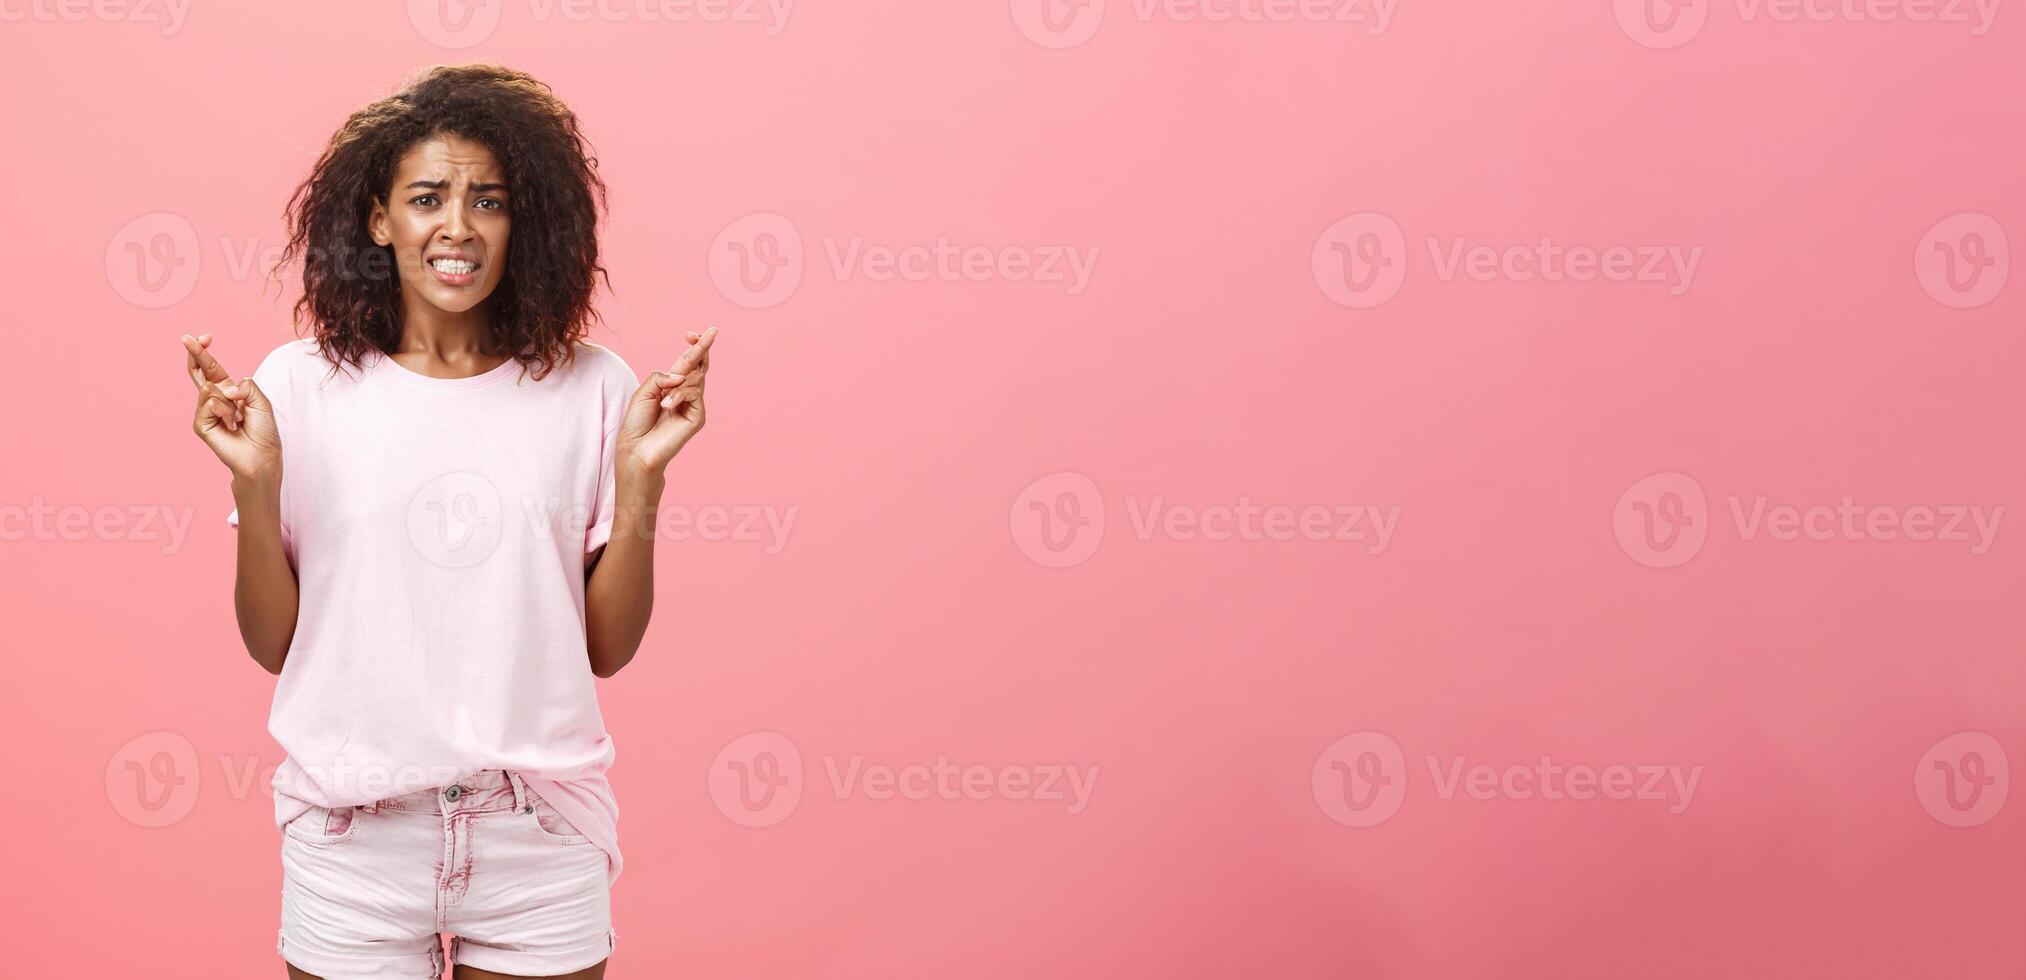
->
[[404, 179, 509, 193]]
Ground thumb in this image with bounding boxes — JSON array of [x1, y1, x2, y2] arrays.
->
[[239, 378, 272, 411], [630, 371, 683, 406]]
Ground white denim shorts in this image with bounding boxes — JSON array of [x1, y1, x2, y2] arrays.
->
[[277, 769, 616, 978]]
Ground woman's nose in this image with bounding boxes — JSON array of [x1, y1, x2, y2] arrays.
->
[[440, 205, 473, 240]]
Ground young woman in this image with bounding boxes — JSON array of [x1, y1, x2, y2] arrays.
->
[[180, 64, 711, 979]]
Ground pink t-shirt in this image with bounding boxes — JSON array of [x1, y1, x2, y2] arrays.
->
[[227, 338, 636, 886]]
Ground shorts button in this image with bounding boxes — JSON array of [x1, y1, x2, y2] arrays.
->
[[444, 785, 464, 801]]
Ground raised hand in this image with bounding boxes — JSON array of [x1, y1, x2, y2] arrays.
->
[[182, 334, 281, 481], [618, 327, 716, 476]]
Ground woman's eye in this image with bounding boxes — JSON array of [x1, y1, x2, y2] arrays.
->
[[476, 198, 504, 211], [411, 195, 438, 207]]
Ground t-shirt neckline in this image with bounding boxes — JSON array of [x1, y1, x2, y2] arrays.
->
[[371, 347, 527, 390]]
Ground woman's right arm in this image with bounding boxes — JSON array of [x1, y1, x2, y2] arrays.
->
[[184, 334, 300, 674]]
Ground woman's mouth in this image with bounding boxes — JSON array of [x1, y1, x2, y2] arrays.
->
[[429, 257, 480, 286]]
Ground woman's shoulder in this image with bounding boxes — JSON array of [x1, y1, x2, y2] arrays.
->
[[569, 341, 639, 388], [255, 337, 320, 363], [250, 337, 331, 387]]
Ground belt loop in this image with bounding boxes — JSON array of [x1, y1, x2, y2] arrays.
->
[[507, 770, 529, 813], [360, 798, 379, 813]]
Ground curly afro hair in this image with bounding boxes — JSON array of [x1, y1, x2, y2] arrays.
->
[[275, 63, 609, 381]]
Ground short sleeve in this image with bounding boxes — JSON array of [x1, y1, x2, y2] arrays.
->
[[225, 343, 298, 563], [585, 350, 639, 556]]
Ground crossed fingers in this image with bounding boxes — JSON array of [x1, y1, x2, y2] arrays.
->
[[181, 333, 246, 429], [659, 328, 715, 409]]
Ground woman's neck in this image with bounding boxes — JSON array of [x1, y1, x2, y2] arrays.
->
[[392, 302, 509, 375]]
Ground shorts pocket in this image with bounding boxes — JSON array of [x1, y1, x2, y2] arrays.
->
[[282, 803, 358, 845], [527, 792, 593, 845]]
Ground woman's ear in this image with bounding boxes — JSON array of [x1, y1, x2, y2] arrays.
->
[[366, 198, 389, 246]]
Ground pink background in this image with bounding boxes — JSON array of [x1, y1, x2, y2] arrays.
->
[[3, 0, 2023, 976]]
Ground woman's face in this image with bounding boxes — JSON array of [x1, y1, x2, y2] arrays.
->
[[368, 134, 511, 318]]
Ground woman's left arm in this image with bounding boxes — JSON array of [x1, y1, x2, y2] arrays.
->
[[585, 328, 716, 678]]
